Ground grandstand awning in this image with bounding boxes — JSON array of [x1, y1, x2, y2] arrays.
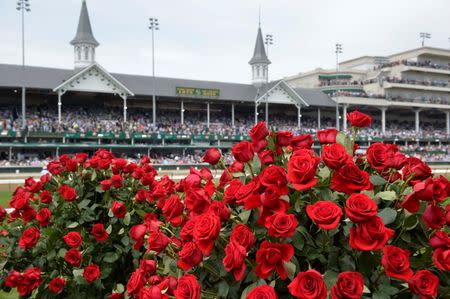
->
[[53, 63, 134, 99], [256, 80, 309, 107]]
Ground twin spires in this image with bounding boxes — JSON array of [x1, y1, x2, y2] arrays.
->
[[249, 24, 270, 87], [71, 0, 98, 69]]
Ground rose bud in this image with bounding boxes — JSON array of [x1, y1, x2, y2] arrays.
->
[[316, 128, 338, 144], [347, 110, 372, 127], [203, 148, 221, 166]]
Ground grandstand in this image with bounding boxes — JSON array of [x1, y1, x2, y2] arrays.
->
[[0, 0, 449, 170]]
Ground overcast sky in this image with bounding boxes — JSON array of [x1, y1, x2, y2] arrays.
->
[[1, 0, 449, 83]]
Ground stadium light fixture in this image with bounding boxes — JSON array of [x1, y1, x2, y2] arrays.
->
[[419, 32, 431, 47], [334, 43, 343, 130], [265, 34, 273, 57], [16, 0, 31, 130], [149, 17, 160, 127]]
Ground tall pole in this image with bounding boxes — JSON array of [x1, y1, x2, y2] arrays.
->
[[149, 17, 159, 128], [335, 43, 342, 130], [17, 0, 30, 130], [420, 32, 431, 47]]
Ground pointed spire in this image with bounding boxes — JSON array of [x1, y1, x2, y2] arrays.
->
[[249, 27, 270, 65], [70, 0, 99, 46]]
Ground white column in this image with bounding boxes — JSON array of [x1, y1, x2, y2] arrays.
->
[[317, 108, 321, 130], [381, 107, 387, 135], [415, 109, 420, 134], [297, 106, 301, 129], [181, 101, 184, 125], [123, 97, 127, 123], [343, 104, 348, 131], [254, 102, 258, 125], [58, 91, 62, 124], [265, 98, 269, 125], [231, 103, 235, 127], [335, 103, 340, 130], [446, 111, 449, 136], [206, 102, 210, 128]]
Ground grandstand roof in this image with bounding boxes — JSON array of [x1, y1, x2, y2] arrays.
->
[[70, 0, 99, 46], [0, 64, 335, 107]]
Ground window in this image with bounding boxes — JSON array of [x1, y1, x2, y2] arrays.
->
[[84, 47, 89, 60], [77, 47, 81, 60]]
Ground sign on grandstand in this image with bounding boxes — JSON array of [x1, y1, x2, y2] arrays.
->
[[176, 87, 220, 97]]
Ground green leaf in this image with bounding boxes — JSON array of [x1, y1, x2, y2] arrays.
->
[[77, 199, 91, 209], [123, 213, 131, 226], [115, 284, 125, 293], [373, 290, 390, 299], [106, 225, 112, 234], [370, 175, 388, 186], [67, 222, 79, 228], [378, 207, 397, 225], [336, 132, 353, 155], [252, 154, 262, 174], [404, 215, 419, 231], [323, 270, 339, 289], [238, 210, 252, 224], [318, 166, 331, 179], [284, 261, 296, 280], [103, 252, 120, 263], [376, 191, 397, 201], [217, 281, 229, 298]]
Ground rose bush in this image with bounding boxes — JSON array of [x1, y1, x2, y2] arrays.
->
[[1, 111, 450, 298]]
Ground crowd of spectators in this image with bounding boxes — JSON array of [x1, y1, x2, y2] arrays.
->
[[329, 90, 450, 105], [375, 59, 450, 71]]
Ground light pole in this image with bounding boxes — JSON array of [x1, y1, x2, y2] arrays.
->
[[335, 43, 343, 130], [149, 17, 159, 128], [17, 0, 30, 130], [420, 32, 431, 47], [265, 34, 273, 58]]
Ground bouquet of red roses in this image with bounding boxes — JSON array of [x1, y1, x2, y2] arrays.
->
[[1, 110, 449, 299]]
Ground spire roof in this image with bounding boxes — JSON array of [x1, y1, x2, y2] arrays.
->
[[70, 0, 99, 46], [249, 27, 270, 65]]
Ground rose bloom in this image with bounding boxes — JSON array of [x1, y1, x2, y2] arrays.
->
[[330, 271, 364, 299], [208, 201, 231, 222], [259, 150, 274, 165], [306, 201, 342, 230], [147, 230, 170, 253], [385, 144, 407, 169], [39, 190, 53, 204], [408, 270, 439, 299], [259, 165, 288, 194], [345, 193, 378, 223], [265, 211, 298, 238], [18, 267, 42, 296], [432, 247, 450, 271], [288, 269, 327, 299], [250, 122, 269, 141], [63, 231, 83, 248], [109, 293, 125, 299], [177, 242, 203, 271], [19, 226, 40, 249], [83, 264, 101, 284], [111, 200, 127, 218], [223, 180, 243, 204], [422, 205, 445, 230], [321, 143, 350, 170], [331, 162, 372, 194], [222, 241, 247, 281], [91, 223, 109, 242], [185, 188, 211, 216], [0, 205, 6, 221], [381, 245, 413, 281], [349, 216, 394, 251], [192, 213, 221, 256], [111, 174, 123, 188], [64, 248, 82, 267], [290, 134, 314, 151], [246, 285, 278, 299], [429, 231, 450, 249], [287, 149, 320, 191], [366, 143, 388, 172], [232, 141, 254, 163], [316, 128, 338, 144], [58, 185, 77, 201], [347, 110, 372, 127], [402, 157, 432, 183], [48, 277, 66, 294], [127, 269, 145, 295], [276, 131, 293, 147], [255, 241, 294, 280], [230, 224, 255, 250], [162, 194, 184, 226], [173, 274, 201, 299], [202, 148, 222, 165], [36, 208, 51, 227]]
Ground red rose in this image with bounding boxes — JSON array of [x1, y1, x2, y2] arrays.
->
[[447, 205, 450, 225], [331, 162, 372, 194], [306, 201, 342, 230], [402, 157, 432, 183], [265, 212, 298, 238], [63, 231, 83, 248], [235, 179, 261, 209], [127, 269, 145, 295], [177, 242, 203, 271], [230, 224, 255, 250], [101, 179, 112, 191], [19, 267, 42, 296], [47, 160, 64, 175], [349, 216, 394, 251], [422, 205, 445, 230], [109, 293, 124, 299], [19, 226, 40, 249], [193, 213, 221, 256], [276, 131, 293, 147], [290, 134, 314, 150], [408, 270, 439, 299], [347, 110, 372, 127], [0, 205, 6, 221], [48, 277, 66, 294], [208, 201, 231, 222], [224, 180, 243, 204], [382, 245, 413, 281], [4, 271, 22, 288], [232, 141, 254, 163], [287, 149, 320, 191], [185, 188, 211, 216], [259, 165, 288, 194], [75, 153, 88, 163], [203, 148, 222, 165], [250, 122, 269, 141], [111, 200, 127, 218], [147, 230, 170, 253], [174, 274, 201, 299], [366, 143, 388, 172], [21, 206, 36, 223], [222, 241, 247, 281], [385, 145, 407, 169], [345, 193, 378, 223], [432, 247, 450, 271], [64, 248, 82, 266], [58, 185, 77, 201], [288, 269, 327, 299], [162, 194, 184, 226], [317, 129, 338, 144], [39, 190, 53, 204], [255, 241, 294, 280], [429, 231, 450, 249], [246, 285, 278, 299], [321, 143, 350, 170], [111, 174, 123, 188], [36, 208, 51, 227], [91, 223, 109, 242], [9, 189, 30, 210], [258, 150, 274, 165], [330, 271, 364, 299], [83, 264, 100, 284]]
